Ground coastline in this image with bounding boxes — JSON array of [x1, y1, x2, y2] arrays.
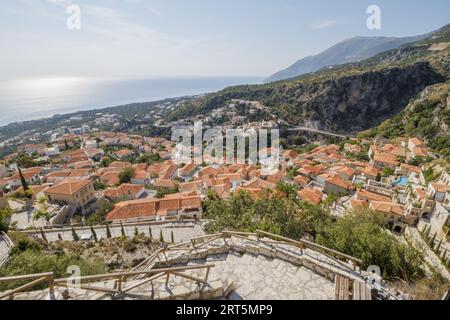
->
[[0, 76, 262, 128]]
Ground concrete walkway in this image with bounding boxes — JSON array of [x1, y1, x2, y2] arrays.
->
[[417, 203, 449, 258], [30, 221, 206, 244], [204, 252, 334, 300]]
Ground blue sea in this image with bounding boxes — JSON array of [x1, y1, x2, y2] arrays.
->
[[0, 76, 261, 126]]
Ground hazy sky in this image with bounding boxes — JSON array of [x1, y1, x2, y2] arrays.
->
[[1, 0, 449, 80]]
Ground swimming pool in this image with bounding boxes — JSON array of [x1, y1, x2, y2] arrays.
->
[[394, 176, 409, 186]]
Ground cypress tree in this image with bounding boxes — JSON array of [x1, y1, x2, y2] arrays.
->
[[134, 227, 139, 237], [435, 239, 442, 253], [442, 249, 447, 261], [120, 222, 126, 237], [64, 139, 69, 150], [71, 227, 79, 241], [430, 232, 437, 246], [90, 225, 98, 242], [149, 226, 153, 239], [18, 167, 29, 191], [424, 225, 431, 240], [159, 230, 164, 243], [420, 225, 426, 235], [106, 224, 112, 238], [58, 233, 63, 241], [40, 228, 47, 242], [171, 230, 174, 244]]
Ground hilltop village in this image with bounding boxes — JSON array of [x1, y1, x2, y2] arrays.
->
[[0, 107, 449, 299]]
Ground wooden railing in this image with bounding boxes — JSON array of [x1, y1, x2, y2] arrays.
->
[[0, 264, 214, 300], [0, 229, 364, 299], [132, 230, 362, 271], [255, 230, 362, 270], [0, 272, 55, 300]]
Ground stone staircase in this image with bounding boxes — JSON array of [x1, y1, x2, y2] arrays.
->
[[2, 232, 385, 300], [128, 234, 371, 300]]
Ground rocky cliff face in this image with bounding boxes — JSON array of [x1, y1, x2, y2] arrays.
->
[[168, 62, 444, 133], [304, 62, 445, 132], [367, 82, 450, 158]]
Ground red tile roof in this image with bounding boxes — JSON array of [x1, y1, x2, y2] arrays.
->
[[298, 188, 324, 205], [45, 179, 92, 196]]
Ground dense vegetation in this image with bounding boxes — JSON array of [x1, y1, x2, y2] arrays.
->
[[204, 190, 425, 282], [0, 208, 12, 233], [362, 83, 450, 161], [0, 234, 107, 291], [86, 201, 114, 224], [118, 167, 135, 184]]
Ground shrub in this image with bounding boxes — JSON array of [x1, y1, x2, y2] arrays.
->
[[33, 209, 51, 222], [0, 208, 12, 233], [87, 201, 114, 224], [119, 168, 135, 184], [9, 238, 42, 256], [123, 239, 137, 253], [0, 251, 107, 291]]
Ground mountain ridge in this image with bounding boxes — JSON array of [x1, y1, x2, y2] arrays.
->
[[264, 34, 427, 83]]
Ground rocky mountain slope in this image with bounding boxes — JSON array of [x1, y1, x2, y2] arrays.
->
[[363, 82, 450, 159], [264, 35, 426, 83], [166, 24, 450, 135]]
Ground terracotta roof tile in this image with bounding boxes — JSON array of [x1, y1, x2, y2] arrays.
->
[[45, 179, 92, 196]]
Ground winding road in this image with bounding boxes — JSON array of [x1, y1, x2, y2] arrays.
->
[[287, 126, 354, 139]]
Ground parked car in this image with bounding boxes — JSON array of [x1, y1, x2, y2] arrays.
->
[[80, 234, 93, 241]]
